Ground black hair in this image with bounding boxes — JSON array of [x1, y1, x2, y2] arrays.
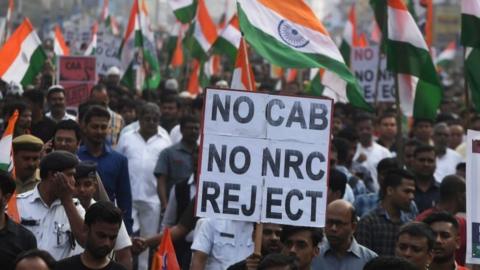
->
[[354, 112, 373, 125], [82, 105, 110, 124], [397, 222, 435, 251], [337, 126, 359, 142], [22, 89, 45, 106], [180, 114, 200, 129], [117, 98, 138, 111], [0, 171, 16, 196], [280, 226, 323, 247], [3, 99, 30, 117], [54, 120, 82, 141], [333, 137, 350, 163], [381, 168, 415, 196], [413, 144, 435, 158], [160, 94, 181, 108], [377, 157, 401, 175], [456, 162, 466, 171], [423, 211, 459, 231], [405, 138, 422, 148], [439, 175, 465, 202], [329, 168, 347, 198], [90, 84, 107, 95], [363, 256, 418, 270], [14, 249, 56, 269], [84, 201, 123, 227], [413, 118, 434, 127], [258, 254, 299, 270], [47, 87, 65, 98], [377, 112, 396, 124]]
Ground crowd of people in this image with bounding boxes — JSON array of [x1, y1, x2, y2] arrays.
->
[[0, 22, 475, 270]]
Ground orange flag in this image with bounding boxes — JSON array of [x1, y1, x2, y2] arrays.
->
[[151, 228, 180, 270], [187, 59, 201, 96], [1, 110, 20, 222]]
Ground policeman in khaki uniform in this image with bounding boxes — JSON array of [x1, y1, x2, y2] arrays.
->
[[17, 151, 87, 260], [12, 134, 44, 194]]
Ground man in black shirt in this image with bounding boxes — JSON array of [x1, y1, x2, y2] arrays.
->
[[55, 201, 126, 270], [0, 171, 37, 270]]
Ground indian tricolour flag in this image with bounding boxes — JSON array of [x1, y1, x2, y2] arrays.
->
[[339, 4, 357, 66], [212, 15, 241, 61], [461, 0, 480, 48], [435, 41, 456, 69], [54, 25, 70, 56], [120, 0, 161, 90], [237, 0, 371, 111], [0, 19, 47, 87], [186, 0, 218, 61], [169, 0, 198, 23], [84, 22, 98, 56], [382, 0, 442, 120], [231, 38, 256, 91]]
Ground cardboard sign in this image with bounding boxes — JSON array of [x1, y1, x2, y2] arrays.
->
[[96, 30, 122, 75], [351, 46, 395, 103], [196, 88, 332, 227], [467, 130, 480, 263], [60, 82, 94, 106], [58, 56, 96, 82]]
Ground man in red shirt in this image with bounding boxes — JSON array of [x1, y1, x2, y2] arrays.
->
[[424, 212, 469, 270], [416, 175, 466, 265]]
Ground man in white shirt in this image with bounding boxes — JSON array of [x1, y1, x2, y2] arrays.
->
[[17, 151, 86, 261], [433, 122, 463, 183], [116, 103, 172, 270], [190, 218, 254, 270], [45, 85, 77, 122], [353, 113, 392, 192]]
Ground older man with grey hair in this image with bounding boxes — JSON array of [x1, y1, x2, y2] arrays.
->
[[116, 102, 172, 270], [432, 122, 463, 183]]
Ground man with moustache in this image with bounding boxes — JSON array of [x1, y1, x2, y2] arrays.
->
[[55, 201, 126, 269]]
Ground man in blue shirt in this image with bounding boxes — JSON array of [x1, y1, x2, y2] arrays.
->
[[77, 105, 133, 234]]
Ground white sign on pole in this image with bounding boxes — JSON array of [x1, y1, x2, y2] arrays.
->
[[196, 88, 332, 227], [95, 30, 122, 75], [351, 45, 395, 103], [466, 129, 480, 264]]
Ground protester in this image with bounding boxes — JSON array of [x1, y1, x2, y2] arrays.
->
[[433, 123, 464, 183], [116, 103, 171, 270], [352, 113, 392, 192], [55, 201, 126, 269], [2, 100, 31, 138], [257, 254, 298, 270], [154, 114, 199, 211], [45, 85, 76, 122], [12, 134, 43, 193], [16, 151, 86, 260], [77, 105, 133, 234], [424, 212, 469, 270], [412, 144, 440, 213], [23, 90, 56, 143], [52, 120, 81, 154], [376, 112, 398, 152], [326, 168, 348, 204], [280, 225, 323, 270], [0, 171, 37, 270], [73, 161, 132, 270], [313, 199, 377, 269], [363, 256, 418, 270], [159, 94, 180, 133], [394, 222, 434, 270], [355, 168, 416, 255], [412, 118, 434, 146]]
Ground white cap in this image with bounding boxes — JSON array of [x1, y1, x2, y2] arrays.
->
[[47, 84, 65, 93], [215, 80, 229, 88], [107, 66, 121, 76], [165, 78, 179, 92]]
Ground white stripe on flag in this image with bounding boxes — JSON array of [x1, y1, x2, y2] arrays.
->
[[240, 0, 344, 63], [169, 0, 194, 10], [2, 32, 40, 83], [397, 73, 419, 117], [388, 5, 428, 50], [221, 25, 241, 48], [194, 23, 212, 52]]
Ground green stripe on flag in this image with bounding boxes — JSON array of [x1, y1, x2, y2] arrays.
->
[[21, 47, 47, 87], [466, 48, 480, 112], [386, 40, 441, 87], [212, 37, 238, 62], [339, 41, 351, 66], [174, 2, 197, 23], [413, 79, 443, 120], [462, 14, 480, 48], [144, 50, 161, 89], [189, 38, 209, 61], [238, 6, 372, 112], [121, 63, 135, 89], [305, 73, 325, 96]]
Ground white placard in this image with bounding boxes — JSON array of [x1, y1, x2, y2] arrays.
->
[[466, 130, 480, 264], [351, 46, 395, 103], [196, 88, 333, 227], [95, 30, 122, 75]]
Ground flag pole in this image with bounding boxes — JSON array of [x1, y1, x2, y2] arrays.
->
[[464, 47, 471, 129], [394, 74, 404, 167], [241, 36, 254, 90], [373, 48, 382, 107]]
